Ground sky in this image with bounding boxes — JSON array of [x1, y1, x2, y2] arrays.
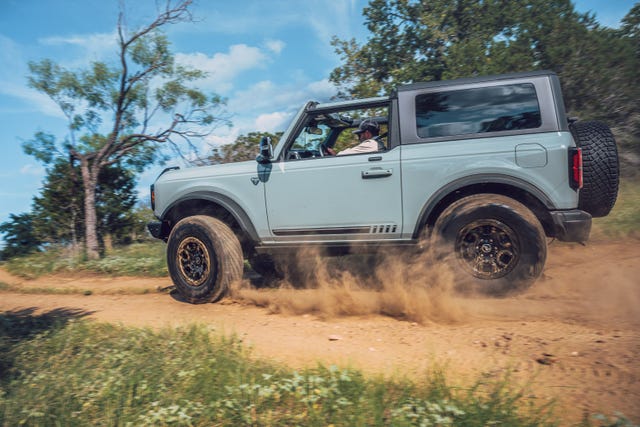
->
[[0, 0, 635, 245]]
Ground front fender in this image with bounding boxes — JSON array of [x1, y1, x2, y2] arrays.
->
[[161, 191, 261, 243]]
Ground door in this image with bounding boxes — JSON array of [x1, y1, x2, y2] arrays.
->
[[264, 147, 402, 243]]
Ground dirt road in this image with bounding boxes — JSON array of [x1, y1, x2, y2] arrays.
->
[[1, 239, 639, 424]]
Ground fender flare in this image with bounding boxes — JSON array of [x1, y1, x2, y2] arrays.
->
[[161, 191, 260, 243], [412, 174, 555, 238]]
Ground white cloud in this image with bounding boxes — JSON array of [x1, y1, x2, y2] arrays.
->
[[176, 44, 268, 93], [39, 31, 116, 49], [199, 77, 337, 148], [0, 85, 64, 118], [20, 164, 45, 177], [205, 128, 241, 147], [306, 79, 338, 97], [255, 111, 292, 132], [0, 36, 63, 117], [38, 31, 119, 64], [229, 78, 337, 114], [264, 39, 285, 54], [304, 1, 357, 43]]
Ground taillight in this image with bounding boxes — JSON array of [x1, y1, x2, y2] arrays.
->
[[150, 184, 155, 211], [569, 147, 583, 190]]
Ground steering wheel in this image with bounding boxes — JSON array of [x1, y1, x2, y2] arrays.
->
[[320, 143, 336, 156], [287, 151, 301, 160]]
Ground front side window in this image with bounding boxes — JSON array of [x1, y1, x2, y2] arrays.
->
[[284, 105, 389, 160], [287, 124, 331, 160], [415, 83, 541, 138]]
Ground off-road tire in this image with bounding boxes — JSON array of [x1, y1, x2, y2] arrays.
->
[[167, 216, 243, 304], [570, 121, 619, 218], [431, 194, 546, 296]]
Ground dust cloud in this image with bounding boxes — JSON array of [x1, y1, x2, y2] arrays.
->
[[231, 248, 467, 325], [230, 239, 640, 328]]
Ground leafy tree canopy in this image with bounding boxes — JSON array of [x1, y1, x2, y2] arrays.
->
[[0, 213, 42, 260], [23, 0, 229, 259], [330, 0, 639, 174]]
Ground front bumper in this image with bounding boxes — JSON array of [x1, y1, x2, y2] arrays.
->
[[147, 221, 171, 241], [550, 209, 592, 242]]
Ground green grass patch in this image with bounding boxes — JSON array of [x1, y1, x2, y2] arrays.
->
[[3, 242, 168, 279], [0, 316, 564, 427], [592, 179, 640, 238]]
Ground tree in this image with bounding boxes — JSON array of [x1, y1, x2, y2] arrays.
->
[[95, 164, 140, 247], [24, 0, 228, 259], [209, 132, 282, 164], [330, 0, 639, 174], [330, 0, 598, 98], [31, 156, 84, 249], [30, 158, 144, 252], [0, 213, 42, 260]]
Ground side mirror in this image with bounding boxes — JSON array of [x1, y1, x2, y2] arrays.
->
[[256, 136, 273, 164]]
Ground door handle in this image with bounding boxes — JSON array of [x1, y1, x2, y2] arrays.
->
[[362, 168, 393, 179]]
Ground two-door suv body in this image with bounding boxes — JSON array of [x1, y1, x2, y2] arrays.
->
[[149, 70, 619, 303]]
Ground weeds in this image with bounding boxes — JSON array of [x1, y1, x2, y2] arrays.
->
[[0, 320, 562, 427], [592, 179, 640, 238], [3, 242, 167, 279]]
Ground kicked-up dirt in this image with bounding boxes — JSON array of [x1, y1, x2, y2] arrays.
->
[[1, 238, 639, 424]]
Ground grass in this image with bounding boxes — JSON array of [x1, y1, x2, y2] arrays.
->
[[0, 315, 562, 427], [2, 242, 168, 279], [1, 315, 635, 426], [592, 179, 640, 238]]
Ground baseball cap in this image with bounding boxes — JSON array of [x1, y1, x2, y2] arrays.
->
[[353, 119, 380, 135]]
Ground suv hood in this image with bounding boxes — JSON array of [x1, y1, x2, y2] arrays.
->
[[156, 159, 257, 183]]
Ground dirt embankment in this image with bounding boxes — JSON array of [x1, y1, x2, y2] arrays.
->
[[1, 239, 639, 424]]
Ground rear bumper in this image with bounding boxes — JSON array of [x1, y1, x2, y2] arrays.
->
[[550, 209, 592, 242]]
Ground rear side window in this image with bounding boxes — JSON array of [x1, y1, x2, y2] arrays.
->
[[415, 83, 541, 138]]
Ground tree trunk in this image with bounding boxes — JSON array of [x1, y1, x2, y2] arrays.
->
[[103, 233, 113, 254], [80, 160, 100, 260], [70, 210, 80, 257]]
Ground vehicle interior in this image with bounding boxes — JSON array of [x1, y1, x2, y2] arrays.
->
[[285, 111, 389, 160]]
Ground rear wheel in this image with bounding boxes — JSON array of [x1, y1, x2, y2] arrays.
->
[[431, 194, 546, 295], [167, 216, 243, 303]]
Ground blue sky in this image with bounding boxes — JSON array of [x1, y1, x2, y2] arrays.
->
[[0, 0, 635, 243]]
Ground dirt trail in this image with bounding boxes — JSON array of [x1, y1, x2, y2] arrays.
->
[[1, 239, 639, 424]]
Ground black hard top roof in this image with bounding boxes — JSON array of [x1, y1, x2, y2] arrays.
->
[[396, 70, 557, 92]]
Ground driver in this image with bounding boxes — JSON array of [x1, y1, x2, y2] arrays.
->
[[337, 119, 380, 156]]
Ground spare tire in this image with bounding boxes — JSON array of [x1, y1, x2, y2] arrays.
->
[[570, 121, 619, 217]]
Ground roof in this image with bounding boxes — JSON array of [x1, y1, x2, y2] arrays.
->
[[396, 70, 557, 92]]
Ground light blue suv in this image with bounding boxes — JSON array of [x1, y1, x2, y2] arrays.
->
[[148, 70, 619, 303]]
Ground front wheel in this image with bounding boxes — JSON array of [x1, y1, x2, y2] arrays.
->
[[167, 216, 243, 303], [431, 194, 547, 295]]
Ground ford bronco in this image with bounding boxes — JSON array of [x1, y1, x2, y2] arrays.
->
[[148, 70, 619, 303]]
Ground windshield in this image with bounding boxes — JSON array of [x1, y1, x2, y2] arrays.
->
[[291, 124, 331, 152]]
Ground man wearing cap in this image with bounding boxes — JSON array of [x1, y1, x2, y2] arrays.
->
[[336, 119, 381, 156]]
